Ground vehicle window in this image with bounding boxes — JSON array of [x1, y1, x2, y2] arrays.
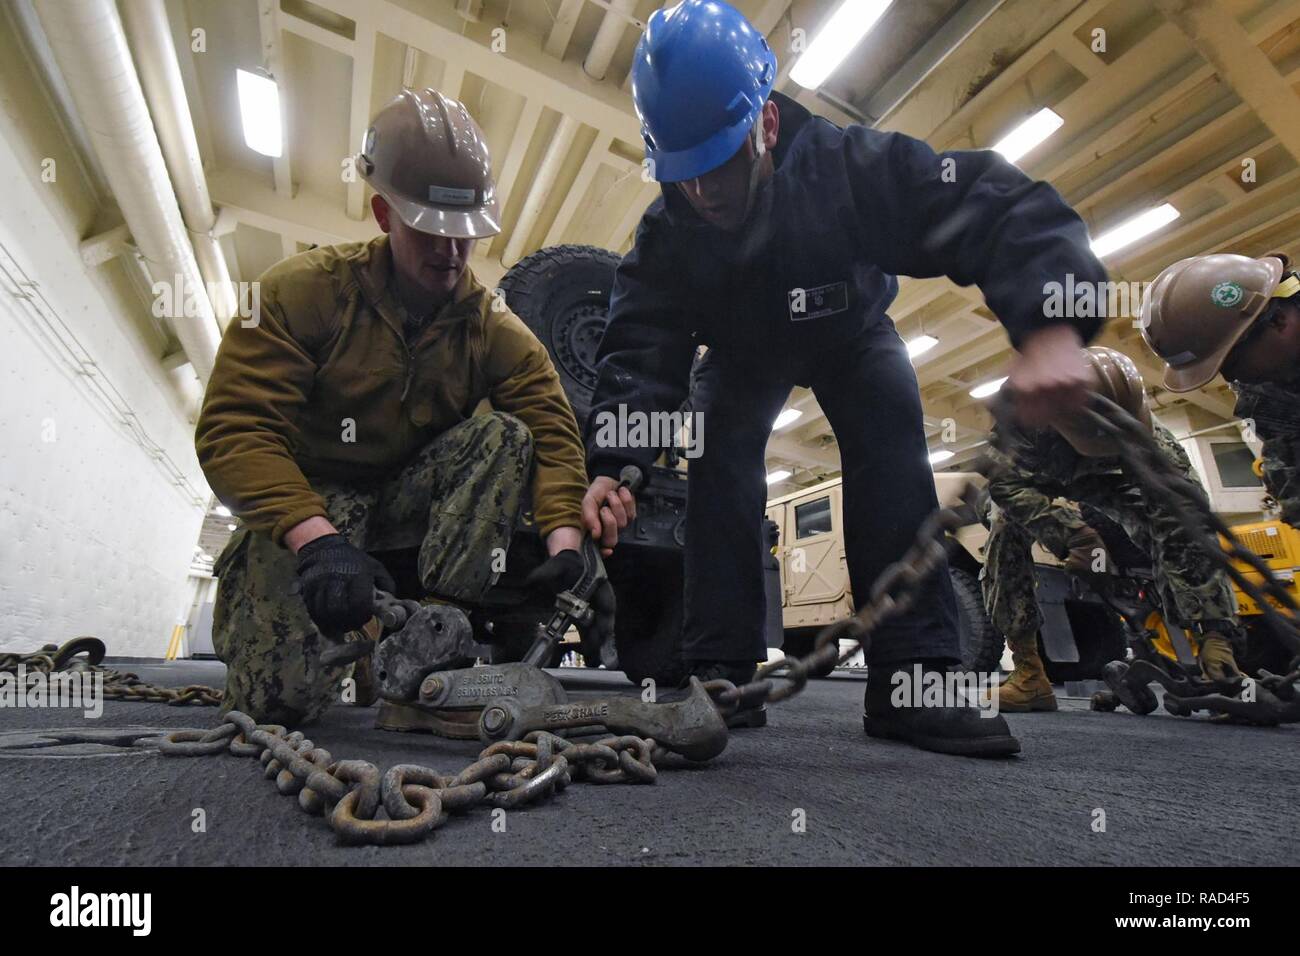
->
[[1211, 441, 1262, 489], [795, 497, 832, 538]]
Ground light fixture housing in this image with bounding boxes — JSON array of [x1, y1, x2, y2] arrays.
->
[[236, 69, 283, 158], [991, 108, 1064, 165], [774, 408, 803, 430], [1090, 203, 1180, 259], [906, 334, 939, 359], [969, 376, 1009, 399], [790, 0, 894, 90]]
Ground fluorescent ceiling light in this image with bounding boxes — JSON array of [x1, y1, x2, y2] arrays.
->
[[227, 523, 238, 532], [236, 69, 283, 158], [766, 469, 792, 485], [928, 449, 955, 466], [991, 108, 1064, 164], [790, 0, 893, 89], [1090, 203, 1180, 259], [774, 408, 803, 430], [969, 376, 1008, 399], [906, 334, 939, 359], [215, 504, 232, 517]]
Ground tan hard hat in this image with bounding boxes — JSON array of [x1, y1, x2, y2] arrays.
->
[[1139, 253, 1287, 392], [1053, 346, 1152, 457], [356, 89, 500, 239]]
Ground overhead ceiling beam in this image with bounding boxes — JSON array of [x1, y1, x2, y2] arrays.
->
[[767, 434, 841, 470], [279, 9, 354, 56], [545, 0, 586, 60], [345, 15, 376, 220], [493, 99, 544, 221], [544, 131, 614, 247], [1153, 0, 1300, 166], [606, 180, 658, 251], [208, 169, 376, 247], [312, 0, 642, 141], [256, 0, 293, 200], [857, 0, 1007, 126]]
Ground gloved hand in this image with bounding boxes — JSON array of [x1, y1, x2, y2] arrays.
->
[[525, 549, 616, 662], [294, 534, 395, 635], [1198, 632, 1245, 685], [1063, 525, 1111, 579]]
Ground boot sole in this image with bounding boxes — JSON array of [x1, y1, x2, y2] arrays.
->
[[862, 715, 1021, 758]]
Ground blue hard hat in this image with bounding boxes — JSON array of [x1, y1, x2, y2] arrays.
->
[[630, 0, 778, 183]]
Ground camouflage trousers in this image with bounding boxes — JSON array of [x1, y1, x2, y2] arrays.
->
[[981, 509, 1043, 645], [983, 483, 1238, 646], [212, 412, 533, 726]]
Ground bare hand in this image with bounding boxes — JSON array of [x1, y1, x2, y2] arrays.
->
[[581, 476, 637, 557], [1005, 325, 1091, 428]]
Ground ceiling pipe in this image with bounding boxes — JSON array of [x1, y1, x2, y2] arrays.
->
[[856, 0, 1007, 127], [501, 114, 580, 268], [584, 0, 637, 81], [32, 0, 220, 383], [119, 0, 237, 328], [5, 0, 113, 200]]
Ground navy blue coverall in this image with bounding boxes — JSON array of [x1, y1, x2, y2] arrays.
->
[[585, 91, 1106, 667]]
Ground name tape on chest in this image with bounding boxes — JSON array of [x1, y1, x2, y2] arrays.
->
[[788, 282, 848, 322]]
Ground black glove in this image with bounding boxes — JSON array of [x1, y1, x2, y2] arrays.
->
[[295, 534, 395, 635], [525, 549, 616, 660]]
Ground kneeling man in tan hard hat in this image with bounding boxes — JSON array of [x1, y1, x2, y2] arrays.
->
[[195, 90, 600, 726]]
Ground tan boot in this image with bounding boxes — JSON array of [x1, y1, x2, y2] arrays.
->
[[992, 634, 1058, 712]]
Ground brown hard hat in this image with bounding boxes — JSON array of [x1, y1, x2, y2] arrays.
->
[[1053, 347, 1152, 457], [1139, 253, 1287, 392], [356, 89, 500, 238]]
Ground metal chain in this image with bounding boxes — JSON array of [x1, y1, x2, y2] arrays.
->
[[10, 394, 1298, 843], [0, 638, 224, 707], [159, 710, 658, 846], [703, 393, 1300, 718], [703, 485, 987, 717], [1072, 394, 1300, 656]]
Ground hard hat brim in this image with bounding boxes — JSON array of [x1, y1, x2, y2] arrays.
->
[[646, 109, 760, 183], [1158, 255, 1284, 392], [377, 186, 502, 239]]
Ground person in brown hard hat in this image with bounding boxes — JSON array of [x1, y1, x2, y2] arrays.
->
[[1141, 253, 1300, 531], [195, 90, 604, 726]]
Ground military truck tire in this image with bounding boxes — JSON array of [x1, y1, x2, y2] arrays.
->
[[611, 565, 688, 688], [950, 567, 1002, 672], [497, 244, 624, 427]]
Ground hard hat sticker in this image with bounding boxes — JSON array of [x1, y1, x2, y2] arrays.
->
[[429, 185, 476, 206], [1210, 281, 1244, 308]]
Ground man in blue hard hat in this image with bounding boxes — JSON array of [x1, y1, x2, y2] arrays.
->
[[581, 0, 1108, 757]]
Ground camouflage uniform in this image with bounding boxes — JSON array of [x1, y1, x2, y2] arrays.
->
[[982, 500, 1082, 645], [1232, 379, 1300, 528], [212, 411, 532, 726], [985, 422, 1238, 634]]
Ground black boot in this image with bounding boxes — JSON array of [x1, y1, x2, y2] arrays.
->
[[682, 661, 767, 729], [863, 660, 1020, 757]]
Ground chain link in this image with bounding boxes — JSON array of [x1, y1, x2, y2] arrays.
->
[[160, 710, 658, 845], [0, 638, 224, 707], [9, 393, 1298, 842]]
